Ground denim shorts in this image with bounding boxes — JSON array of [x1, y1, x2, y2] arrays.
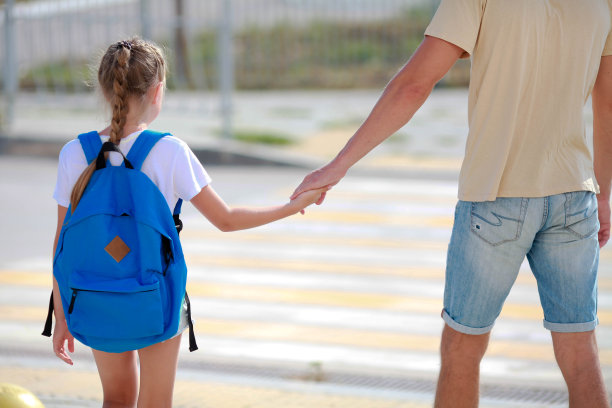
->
[[443, 191, 600, 334]]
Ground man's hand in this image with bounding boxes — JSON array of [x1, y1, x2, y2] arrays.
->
[[291, 162, 347, 204], [598, 196, 611, 247]]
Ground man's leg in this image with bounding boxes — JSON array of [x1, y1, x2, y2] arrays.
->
[[437, 198, 535, 407], [434, 324, 490, 408], [526, 192, 607, 406], [551, 330, 609, 408]]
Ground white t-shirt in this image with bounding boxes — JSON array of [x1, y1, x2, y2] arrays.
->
[[53, 130, 211, 211]]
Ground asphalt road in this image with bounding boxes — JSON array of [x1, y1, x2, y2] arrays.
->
[[1, 155, 611, 407]]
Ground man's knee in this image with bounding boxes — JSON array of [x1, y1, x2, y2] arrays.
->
[[551, 330, 600, 365], [440, 323, 491, 364]]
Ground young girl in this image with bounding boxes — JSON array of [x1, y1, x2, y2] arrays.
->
[[50, 37, 326, 408]]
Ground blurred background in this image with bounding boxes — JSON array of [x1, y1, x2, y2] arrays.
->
[[0, 1, 610, 407]]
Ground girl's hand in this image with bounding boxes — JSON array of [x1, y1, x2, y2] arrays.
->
[[289, 187, 329, 214], [53, 319, 75, 365], [291, 163, 347, 205]]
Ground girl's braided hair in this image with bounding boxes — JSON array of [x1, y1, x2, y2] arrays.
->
[[69, 38, 166, 211]]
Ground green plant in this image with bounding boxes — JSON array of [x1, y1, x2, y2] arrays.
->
[[233, 130, 294, 146]]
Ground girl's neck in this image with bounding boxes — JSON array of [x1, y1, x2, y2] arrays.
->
[[100, 121, 149, 140]]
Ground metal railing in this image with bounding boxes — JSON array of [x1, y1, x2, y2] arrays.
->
[[1, 0, 446, 135]]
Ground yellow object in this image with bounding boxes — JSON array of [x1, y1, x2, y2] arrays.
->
[[0, 384, 44, 408]]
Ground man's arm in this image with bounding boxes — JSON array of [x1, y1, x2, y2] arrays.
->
[[292, 35, 465, 199], [593, 55, 612, 247]]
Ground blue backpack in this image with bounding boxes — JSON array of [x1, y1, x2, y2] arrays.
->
[[42, 130, 198, 353]]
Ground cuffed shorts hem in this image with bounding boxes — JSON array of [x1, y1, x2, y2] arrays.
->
[[442, 310, 494, 335], [543, 318, 598, 333]]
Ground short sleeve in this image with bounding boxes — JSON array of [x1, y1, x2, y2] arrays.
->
[[171, 140, 212, 201], [604, 35, 612, 56], [604, 26, 612, 56], [605, 1, 612, 56], [53, 139, 88, 207], [424, 0, 487, 57]]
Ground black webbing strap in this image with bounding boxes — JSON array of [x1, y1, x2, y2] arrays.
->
[[96, 142, 134, 170], [185, 292, 198, 351], [184, 292, 198, 352], [174, 214, 183, 234], [42, 292, 54, 337], [174, 211, 196, 351]]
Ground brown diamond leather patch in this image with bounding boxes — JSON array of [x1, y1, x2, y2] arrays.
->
[[105, 236, 130, 263]]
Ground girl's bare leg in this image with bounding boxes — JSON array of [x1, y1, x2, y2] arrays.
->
[[92, 349, 139, 408], [137, 334, 183, 408]]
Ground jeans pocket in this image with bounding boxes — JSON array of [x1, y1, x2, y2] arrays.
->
[[564, 192, 599, 239], [470, 198, 528, 246]]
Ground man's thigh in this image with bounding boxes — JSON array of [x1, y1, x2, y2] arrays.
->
[[528, 191, 599, 333], [443, 198, 538, 334]]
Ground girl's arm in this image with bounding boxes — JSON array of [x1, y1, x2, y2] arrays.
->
[[52, 205, 75, 365], [190, 184, 326, 232]]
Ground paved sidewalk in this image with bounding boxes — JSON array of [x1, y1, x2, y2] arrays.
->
[[1, 89, 469, 178]]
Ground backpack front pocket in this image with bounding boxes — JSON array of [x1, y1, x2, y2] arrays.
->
[[67, 277, 164, 339]]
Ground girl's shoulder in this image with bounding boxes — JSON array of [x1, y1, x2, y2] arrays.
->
[[155, 133, 190, 150], [58, 138, 87, 163], [148, 133, 195, 158]]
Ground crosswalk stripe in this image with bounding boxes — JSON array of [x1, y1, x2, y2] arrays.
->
[[289, 211, 454, 227], [180, 233, 612, 289], [2, 272, 610, 324], [181, 229, 450, 251], [324, 190, 459, 204], [4, 307, 611, 365], [0, 264, 540, 289], [5, 254, 612, 291]]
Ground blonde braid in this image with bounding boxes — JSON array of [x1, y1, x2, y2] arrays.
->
[[69, 38, 165, 212], [110, 44, 131, 144]]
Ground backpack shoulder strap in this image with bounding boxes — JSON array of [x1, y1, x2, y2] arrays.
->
[[77, 131, 102, 165], [127, 130, 182, 216], [126, 129, 171, 171]]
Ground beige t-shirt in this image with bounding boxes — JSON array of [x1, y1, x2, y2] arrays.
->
[[425, 0, 612, 201]]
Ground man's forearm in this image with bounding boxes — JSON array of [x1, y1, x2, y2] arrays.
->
[[593, 55, 612, 200], [329, 36, 464, 173], [332, 73, 432, 172], [594, 123, 612, 200]]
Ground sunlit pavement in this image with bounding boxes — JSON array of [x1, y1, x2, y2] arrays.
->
[[1, 156, 611, 407], [0, 90, 608, 407]]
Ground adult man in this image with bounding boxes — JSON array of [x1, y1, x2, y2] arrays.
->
[[292, 1, 612, 406]]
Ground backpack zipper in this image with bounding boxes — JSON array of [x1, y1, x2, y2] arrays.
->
[[68, 290, 78, 314], [67, 287, 158, 314]]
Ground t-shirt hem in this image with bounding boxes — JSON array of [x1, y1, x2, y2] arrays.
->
[[53, 195, 70, 208], [424, 30, 473, 57], [458, 185, 600, 202], [182, 177, 212, 202]]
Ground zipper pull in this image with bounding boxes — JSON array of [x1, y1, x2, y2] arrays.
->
[[68, 290, 78, 314]]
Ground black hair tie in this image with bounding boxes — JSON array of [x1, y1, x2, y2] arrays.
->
[[117, 40, 132, 50]]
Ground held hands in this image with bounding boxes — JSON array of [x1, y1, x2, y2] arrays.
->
[[289, 186, 330, 215], [291, 163, 347, 206], [53, 318, 75, 365]]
